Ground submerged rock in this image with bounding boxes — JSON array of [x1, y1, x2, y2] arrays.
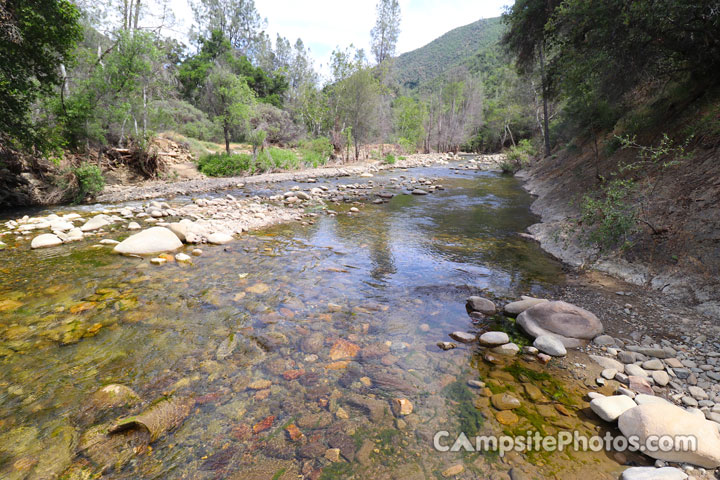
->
[[109, 396, 194, 442], [114, 227, 183, 256], [517, 301, 603, 348]]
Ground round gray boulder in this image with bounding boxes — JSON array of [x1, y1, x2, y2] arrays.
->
[[516, 301, 603, 348], [113, 227, 183, 256]]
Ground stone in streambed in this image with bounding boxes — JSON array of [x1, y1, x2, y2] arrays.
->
[[533, 335, 567, 356], [466, 296, 496, 315], [207, 232, 233, 245], [491, 343, 519, 356], [80, 215, 110, 232], [589, 354, 625, 373], [516, 301, 603, 348], [449, 331, 476, 344], [114, 227, 182, 256], [31, 233, 63, 249], [491, 393, 521, 410], [478, 331, 509, 346]]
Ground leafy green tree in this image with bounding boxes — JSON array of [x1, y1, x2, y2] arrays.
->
[[201, 64, 255, 153], [393, 96, 425, 151], [178, 29, 288, 107], [502, 0, 560, 157], [327, 47, 382, 160], [190, 0, 265, 57], [0, 0, 82, 147], [370, 0, 401, 65]]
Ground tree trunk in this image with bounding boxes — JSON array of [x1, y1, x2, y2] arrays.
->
[[133, 0, 142, 31], [224, 123, 230, 154], [539, 44, 551, 157]]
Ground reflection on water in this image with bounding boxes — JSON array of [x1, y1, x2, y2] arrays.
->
[[0, 168, 625, 479]]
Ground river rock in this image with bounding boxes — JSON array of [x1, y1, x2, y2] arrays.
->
[[31, 233, 63, 249], [620, 467, 688, 480], [449, 331, 476, 344], [533, 335, 567, 356], [642, 359, 664, 370], [80, 215, 110, 232], [590, 395, 637, 422], [491, 343, 519, 356], [128, 222, 141, 230], [114, 227, 182, 256], [478, 331, 509, 346], [503, 296, 547, 316], [466, 296, 496, 314], [207, 232, 233, 244], [625, 364, 649, 378], [589, 354, 625, 373], [618, 403, 720, 468], [651, 370, 670, 386], [516, 301, 603, 348], [491, 393, 521, 410]]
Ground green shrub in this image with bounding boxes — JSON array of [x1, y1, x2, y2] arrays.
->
[[256, 148, 301, 172], [501, 139, 536, 174], [299, 137, 332, 167], [197, 152, 254, 176], [73, 163, 105, 200], [384, 153, 396, 164], [581, 178, 637, 249]]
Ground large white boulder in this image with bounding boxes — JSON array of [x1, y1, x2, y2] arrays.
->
[[113, 227, 182, 256], [31, 233, 63, 249], [618, 402, 720, 468], [516, 301, 603, 348], [80, 215, 110, 232]]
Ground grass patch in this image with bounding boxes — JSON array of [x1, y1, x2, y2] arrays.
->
[[384, 153, 396, 164], [298, 137, 332, 167]]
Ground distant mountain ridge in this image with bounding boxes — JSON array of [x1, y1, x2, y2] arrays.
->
[[394, 17, 505, 90]]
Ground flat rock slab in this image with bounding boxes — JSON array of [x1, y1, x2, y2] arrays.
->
[[517, 301, 603, 347]]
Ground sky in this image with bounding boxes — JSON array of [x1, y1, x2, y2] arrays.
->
[[167, 0, 511, 78]]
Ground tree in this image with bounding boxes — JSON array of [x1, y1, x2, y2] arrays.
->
[[502, 0, 560, 157], [370, 0, 400, 65], [178, 30, 288, 107], [0, 0, 82, 146], [200, 64, 254, 153], [393, 96, 425, 151], [327, 47, 381, 160], [191, 0, 265, 57]]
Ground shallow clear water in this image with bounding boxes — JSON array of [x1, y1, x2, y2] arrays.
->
[[0, 168, 627, 479]]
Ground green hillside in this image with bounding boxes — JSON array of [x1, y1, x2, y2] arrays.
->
[[394, 17, 505, 90]]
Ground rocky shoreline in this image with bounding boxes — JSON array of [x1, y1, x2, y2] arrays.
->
[[517, 167, 720, 321]]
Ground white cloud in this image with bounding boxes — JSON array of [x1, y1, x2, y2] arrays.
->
[[166, 0, 510, 76]]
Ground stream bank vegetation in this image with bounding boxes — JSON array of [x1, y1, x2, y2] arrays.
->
[[503, 0, 720, 276], [0, 0, 544, 208]]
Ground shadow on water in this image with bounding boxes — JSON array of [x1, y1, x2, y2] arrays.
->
[[0, 169, 629, 479]]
